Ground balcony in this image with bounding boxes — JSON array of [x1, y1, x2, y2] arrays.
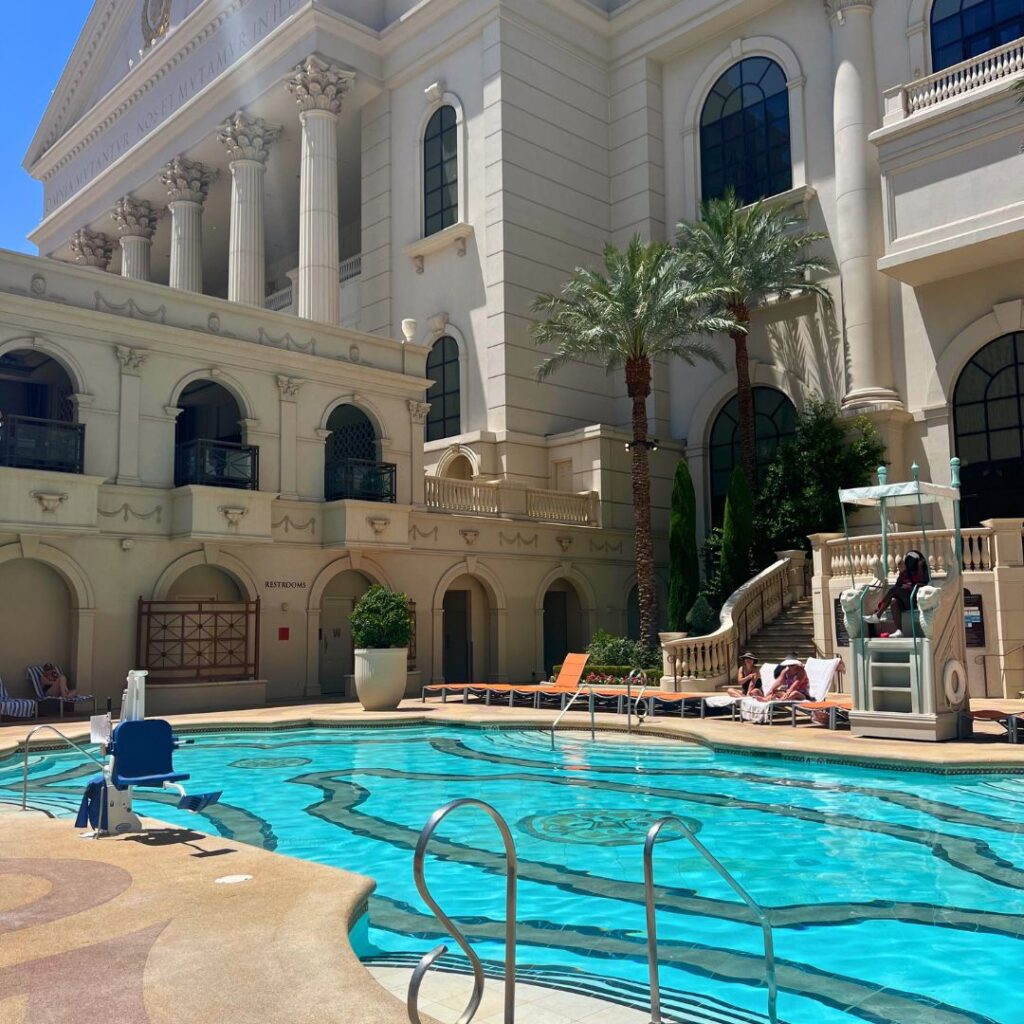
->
[[325, 458, 397, 503], [424, 477, 599, 526], [0, 413, 84, 474], [872, 38, 1024, 286], [175, 439, 259, 491]]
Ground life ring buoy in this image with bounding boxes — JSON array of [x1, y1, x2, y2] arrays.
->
[[943, 659, 968, 705]]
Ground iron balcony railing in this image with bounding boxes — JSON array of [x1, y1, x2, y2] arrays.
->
[[174, 438, 259, 490], [0, 413, 85, 474], [325, 457, 397, 503]]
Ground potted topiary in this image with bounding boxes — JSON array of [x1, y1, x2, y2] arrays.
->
[[350, 585, 412, 711]]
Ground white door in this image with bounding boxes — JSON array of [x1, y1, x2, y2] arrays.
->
[[320, 596, 355, 697]]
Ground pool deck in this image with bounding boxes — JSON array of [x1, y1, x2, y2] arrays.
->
[[3, 694, 1024, 1024]]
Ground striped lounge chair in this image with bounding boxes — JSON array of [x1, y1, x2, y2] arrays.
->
[[26, 664, 96, 718], [0, 677, 37, 720]]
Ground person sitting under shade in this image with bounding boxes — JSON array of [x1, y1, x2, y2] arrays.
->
[[864, 550, 929, 638], [38, 663, 76, 700]]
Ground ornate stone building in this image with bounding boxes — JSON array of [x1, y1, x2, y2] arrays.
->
[[1, 0, 1022, 707]]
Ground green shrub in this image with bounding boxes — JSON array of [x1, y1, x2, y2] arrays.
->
[[720, 465, 754, 599], [686, 594, 720, 636], [350, 585, 412, 649], [667, 459, 700, 631], [586, 629, 661, 670]]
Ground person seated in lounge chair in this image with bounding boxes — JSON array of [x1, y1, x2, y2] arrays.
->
[[864, 550, 929, 638], [38, 663, 75, 700], [728, 652, 760, 698], [748, 657, 810, 702]]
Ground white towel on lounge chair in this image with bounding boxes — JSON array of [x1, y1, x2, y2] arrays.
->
[[739, 658, 840, 722]]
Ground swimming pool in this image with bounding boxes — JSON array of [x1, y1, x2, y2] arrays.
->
[[6, 724, 1024, 1024]]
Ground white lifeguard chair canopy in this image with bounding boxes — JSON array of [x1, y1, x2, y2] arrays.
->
[[838, 479, 960, 508]]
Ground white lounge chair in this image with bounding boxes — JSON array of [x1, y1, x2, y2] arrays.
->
[[739, 658, 841, 725], [26, 664, 96, 718]]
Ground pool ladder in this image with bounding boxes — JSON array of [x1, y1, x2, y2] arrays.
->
[[549, 667, 649, 750], [406, 803, 777, 1024], [20, 724, 105, 811]]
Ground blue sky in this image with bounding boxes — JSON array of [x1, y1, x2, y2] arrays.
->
[[0, 3, 94, 253]]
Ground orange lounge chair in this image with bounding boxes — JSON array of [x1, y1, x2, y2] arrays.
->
[[966, 708, 1023, 743], [422, 653, 591, 707]]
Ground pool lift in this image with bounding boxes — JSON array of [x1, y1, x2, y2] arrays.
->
[[74, 669, 221, 836], [838, 459, 971, 741]]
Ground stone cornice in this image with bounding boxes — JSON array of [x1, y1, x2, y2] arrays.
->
[[110, 197, 158, 239], [161, 157, 215, 204], [217, 112, 280, 164], [287, 55, 355, 115]]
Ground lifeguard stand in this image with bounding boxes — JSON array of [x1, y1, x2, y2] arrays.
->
[[838, 460, 970, 741]]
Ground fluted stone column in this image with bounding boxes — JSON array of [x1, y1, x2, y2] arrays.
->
[[161, 157, 213, 293], [218, 112, 279, 307], [276, 375, 303, 499], [288, 56, 354, 324], [110, 197, 158, 281], [69, 229, 113, 271], [114, 345, 147, 485], [826, 0, 900, 409]]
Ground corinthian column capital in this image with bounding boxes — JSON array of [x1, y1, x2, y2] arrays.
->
[[824, 0, 874, 22], [69, 229, 113, 269], [161, 157, 215, 203], [110, 197, 158, 239], [287, 56, 354, 115], [217, 112, 280, 164]]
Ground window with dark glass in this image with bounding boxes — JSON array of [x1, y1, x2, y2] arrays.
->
[[931, 0, 1024, 73], [709, 387, 796, 524], [700, 57, 791, 205], [953, 331, 1024, 525], [426, 336, 461, 442], [424, 105, 458, 237]]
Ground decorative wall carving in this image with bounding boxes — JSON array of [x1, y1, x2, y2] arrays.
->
[[98, 503, 163, 524], [272, 515, 316, 536], [217, 112, 280, 164], [31, 491, 68, 513], [288, 56, 355, 114], [500, 531, 538, 548], [161, 156, 215, 203], [114, 345, 147, 374], [94, 292, 166, 323], [69, 229, 112, 269], [110, 197, 158, 238]]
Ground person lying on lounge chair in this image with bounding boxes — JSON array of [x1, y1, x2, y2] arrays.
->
[[727, 652, 760, 698], [748, 658, 810, 702], [864, 550, 929, 638], [39, 663, 75, 700]]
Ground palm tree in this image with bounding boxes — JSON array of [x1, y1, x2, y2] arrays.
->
[[531, 236, 731, 649], [676, 191, 832, 490]]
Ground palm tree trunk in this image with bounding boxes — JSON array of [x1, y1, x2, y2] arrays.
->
[[730, 305, 756, 490], [625, 355, 657, 650]]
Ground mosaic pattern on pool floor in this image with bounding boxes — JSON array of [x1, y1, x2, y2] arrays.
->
[[7, 724, 1024, 1024]]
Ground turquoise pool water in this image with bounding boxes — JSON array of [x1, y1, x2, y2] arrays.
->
[[6, 724, 1024, 1024]]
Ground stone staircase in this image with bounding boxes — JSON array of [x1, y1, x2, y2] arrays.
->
[[746, 595, 817, 662]]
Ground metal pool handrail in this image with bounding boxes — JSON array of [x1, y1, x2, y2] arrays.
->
[[625, 668, 647, 735], [644, 816, 778, 1024], [408, 798, 518, 1024], [549, 687, 595, 749], [21, 724, 104, 810]]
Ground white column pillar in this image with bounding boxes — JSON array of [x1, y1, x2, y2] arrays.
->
[[826, 0, 900, 410], [161, 157, 213, 293], [288, 56, 354, 324], [68, 229, 112, 272], [218, 112, 279, 308], [114, 345, 147, 485], [276, 375, 303, 499], [408, 400, 431, 506], [110, 197, 158, 281]]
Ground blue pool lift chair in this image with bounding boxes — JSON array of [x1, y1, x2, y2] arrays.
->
[[76, 718, 221, 834]]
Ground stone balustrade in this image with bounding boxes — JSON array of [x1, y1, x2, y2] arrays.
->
[[824, 528, 996, 579], [424, 476, 598, 526], [883, 37, 1024, 124], [659, 557, 796, 692]]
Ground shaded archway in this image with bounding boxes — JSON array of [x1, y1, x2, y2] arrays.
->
[[318, 569, 374, 698], [324, 404, 394, 502], [174, 380, 256, 489], [431, 560, 507, 684], [541, 579, 585, 676], [443, 454, 474, 480], [0, 559, 72, 693], [0, 349, 82, 474], [165, 564, 243, 600], [953, 330, 1024, 526]]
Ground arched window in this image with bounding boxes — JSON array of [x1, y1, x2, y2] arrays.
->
[[700, 57, 791, 205], [426, 335, 460, 441], [709, 387, 796, 524], [953, 331, 1024, 526], [930, 0, 1024, 74], [324, 405, 394, 503], [424, 105, 458, 237]]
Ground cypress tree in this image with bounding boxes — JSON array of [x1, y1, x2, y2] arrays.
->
[[720, 465, 754, 599], [667, 459, 699, 630]]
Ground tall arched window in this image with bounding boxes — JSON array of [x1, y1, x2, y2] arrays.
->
[[709, 387, 796, 524], [953, 331, 1024, 526], [931, 0, 1024, 73], [424, 105, 458, 237], [426, 335, 461, 441], [324, 404, 394, 503], [700, 57, 791, 205]]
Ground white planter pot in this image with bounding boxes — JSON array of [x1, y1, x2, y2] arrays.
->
[[354, 647, 409, 711]]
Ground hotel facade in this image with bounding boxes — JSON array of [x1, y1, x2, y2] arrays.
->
[[1, 0, 1022, 710]]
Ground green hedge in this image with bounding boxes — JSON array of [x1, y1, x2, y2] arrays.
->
[[552, 664, 661, 684]]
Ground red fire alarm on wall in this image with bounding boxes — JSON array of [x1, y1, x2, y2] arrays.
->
[[278, 627, 290, 641]]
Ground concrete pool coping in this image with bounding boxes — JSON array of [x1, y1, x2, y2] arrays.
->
[[4, 696, 1024, 1024]]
